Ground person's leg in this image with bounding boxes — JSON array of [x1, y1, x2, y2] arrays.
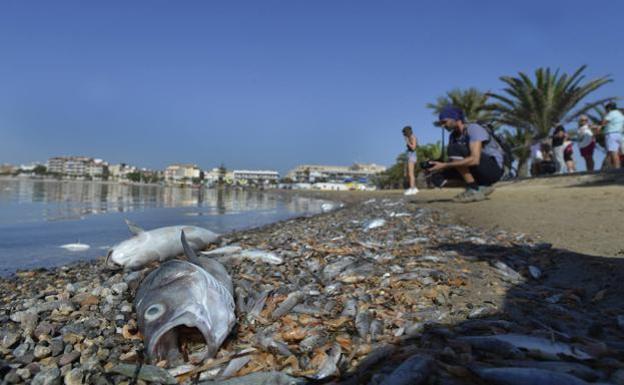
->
[[584, 155, 594, 172], [566, 160, 576, 173], [407, 161, 416, 189], [606, 134, 622, 169]]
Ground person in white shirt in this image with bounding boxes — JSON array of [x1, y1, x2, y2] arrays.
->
[[530, 138, 544, 176], [577, 115, 595, 171], [402, 126, 419, 195]]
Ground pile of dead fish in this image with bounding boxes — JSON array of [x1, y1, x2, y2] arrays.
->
[[1, 196, 624, 384]]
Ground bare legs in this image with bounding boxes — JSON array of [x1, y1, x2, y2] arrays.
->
[[583, 156, 594, 172], [608, 151, 621, 169]]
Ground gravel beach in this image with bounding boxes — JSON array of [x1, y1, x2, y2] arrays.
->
[[1, 188, 623, 384]]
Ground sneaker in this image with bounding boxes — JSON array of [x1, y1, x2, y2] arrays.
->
[[453, 188, 486, 203], [404, 187, 419, 196], [478, 185, 496, 196]]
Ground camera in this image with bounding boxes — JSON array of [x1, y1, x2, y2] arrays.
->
[[420, 161, 434, 170]]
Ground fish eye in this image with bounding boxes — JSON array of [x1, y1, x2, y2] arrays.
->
[[144, 304, 165, 321]]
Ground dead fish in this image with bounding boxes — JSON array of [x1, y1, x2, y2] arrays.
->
[[370, 319, 384, 341], [203, 248, 284, 265], [256, 329, 293, 357], [493, 261, 524, 283], [248, 290, 270, 320], [272, 291, 304, 320], [134, 231, 235, 364], [499, 360, 601, 382], [200, 371, 303, 385], [471, 367, 589, 385], [341, 298, 358, 317], [379, 354, 432, 385], [363, 218, 386, 230], [314, 344, 342, 379], [110, 363, 177, 384], [355, 310, 372, 339], [218, 356, 251, 379], [461, 334, 592, 360], [108, 220, 219, 270], [200, 246, 243, 256], [299, 332, 327, 353], [323, 257, 356, 280], [528, 265, 542, 279]]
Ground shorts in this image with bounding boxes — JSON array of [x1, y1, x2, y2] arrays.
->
[[563, 144, 573, 162], [443, 143, 504, 186], [406, 151, 417, 163], [580, 140, 595, 158], [605, 132, 623, 152]]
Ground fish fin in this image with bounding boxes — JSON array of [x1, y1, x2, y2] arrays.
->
[[125, 219, 144, 235], [105, 249, 112, 265], [181, 230, 202, 265]]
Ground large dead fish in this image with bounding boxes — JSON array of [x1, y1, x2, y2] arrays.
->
[[471, 366, 589, 385], [107, 220, 219, 270], [134, 231, 235, 364]]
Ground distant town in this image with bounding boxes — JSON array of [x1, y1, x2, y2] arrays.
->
[[0, 156, 386, 191]]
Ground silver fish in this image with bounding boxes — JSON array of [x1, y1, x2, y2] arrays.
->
[[471, 367, 589, 385], [363, 218, 386, 230], [202, 248, 283, 265], [134, 231, 235, 364], [379, 354, 431, 385], [460, 334, 592, 360], [107, 220, 219, 270]]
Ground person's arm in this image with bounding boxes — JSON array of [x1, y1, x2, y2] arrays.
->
[[428, 141, 482, 171]]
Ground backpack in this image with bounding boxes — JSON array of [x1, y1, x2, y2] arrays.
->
[[477, 121, 514, 173]]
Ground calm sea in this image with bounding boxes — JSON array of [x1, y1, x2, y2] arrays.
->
[[0, 178, 327, 276]]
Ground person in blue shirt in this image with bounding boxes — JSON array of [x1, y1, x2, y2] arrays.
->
[[598, 101, 623, 169], [426, 106, 504, 203]]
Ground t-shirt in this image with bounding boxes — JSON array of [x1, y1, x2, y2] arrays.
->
[[449, 123, 504, 168], [530, 143, 543, 160], [577, 124, 594, 148], [604, 110, 624, 134]]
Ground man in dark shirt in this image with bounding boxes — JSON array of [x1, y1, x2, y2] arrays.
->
[[426, 106, 504, 202]]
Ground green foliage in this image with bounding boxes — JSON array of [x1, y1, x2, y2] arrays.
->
[[33, 165, 47, 175], [484, 66, 614, 176], [375, 142, 442, 189], [427, 88, 497, 123], [126, 172, 141, 182]]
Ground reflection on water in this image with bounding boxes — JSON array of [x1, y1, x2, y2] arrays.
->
[[0, 178, 321, 223], [0, 178, 328, 275]]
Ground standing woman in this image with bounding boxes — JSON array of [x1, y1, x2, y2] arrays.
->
[[402, 126, 419, 195], [577, 115, 595, 171]]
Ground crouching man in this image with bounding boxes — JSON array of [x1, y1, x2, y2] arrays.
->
[[426, 105, 504, 203]]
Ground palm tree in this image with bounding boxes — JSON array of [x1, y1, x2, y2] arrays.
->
[[427, 88, 497, 122], [486, 65, 614, 176]]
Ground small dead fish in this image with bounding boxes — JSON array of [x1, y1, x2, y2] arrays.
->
[[201, 246, 243, 256], [471, 367, 589, 385], [200, 371, 303, 385], [493, 261, 524, 284], [379, 354, 432, 385], [370, 319, 384, 341], [256, 329, 293, 357], [248, 290, 270, 319], [341, 298, 358, 317], [314, 344, 342, 379], [272, 291, 304, 320], [299, 332, 327, 353], [363, 218, 386, 230], [219, 356, 251, 379], [528, 265, 542, 279], [323, 257, 356, 280], [461, 334, 592, 360], [355, 310, 372, 339]]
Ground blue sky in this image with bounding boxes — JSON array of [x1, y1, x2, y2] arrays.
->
[[0, 0, 621, 173]]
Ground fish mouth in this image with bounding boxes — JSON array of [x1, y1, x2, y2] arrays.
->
[[148, 312, 216, 365], [104, 250, 123, 270]]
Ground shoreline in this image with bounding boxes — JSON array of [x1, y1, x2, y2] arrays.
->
[[1, 191, 623, 384]]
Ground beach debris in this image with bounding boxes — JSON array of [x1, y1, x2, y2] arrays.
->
[[107, 219, 219, 269], [134, 231, 235, 364], [1, 195, 622, 385], [109, 363, 178, 384], [59, 243, 90, 251]]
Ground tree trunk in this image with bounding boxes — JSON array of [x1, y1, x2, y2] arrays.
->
[[517, 154, 530, 178]]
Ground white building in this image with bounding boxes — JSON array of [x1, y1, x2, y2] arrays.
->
[[108, 163, 137, 180], [232, 169, 279, 185], [164, 164, 201, 184], [286, 163, 386, 183]]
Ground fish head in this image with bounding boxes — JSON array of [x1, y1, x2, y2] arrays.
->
[[135, 260, 235, 364], [106, 235, 149, 269]]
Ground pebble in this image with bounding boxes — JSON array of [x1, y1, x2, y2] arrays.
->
[[31, 367, 61, 385]]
